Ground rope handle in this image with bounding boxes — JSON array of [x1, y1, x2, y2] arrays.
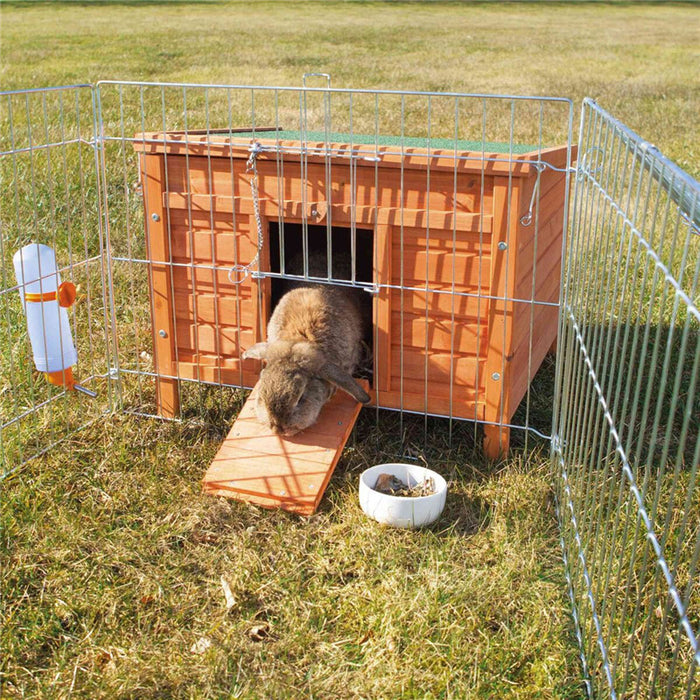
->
[[228, 142, 266, 285]]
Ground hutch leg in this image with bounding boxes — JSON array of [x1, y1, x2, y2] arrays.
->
[[483, 424, 510, 460], [155, 377, 180, 419]]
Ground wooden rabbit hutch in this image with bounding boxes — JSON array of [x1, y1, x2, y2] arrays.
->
[[133, 131, 571, 458]]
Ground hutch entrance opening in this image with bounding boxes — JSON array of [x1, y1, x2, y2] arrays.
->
[[268, 221, 375, 365]]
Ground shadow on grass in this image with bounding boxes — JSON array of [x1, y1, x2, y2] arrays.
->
[[560, 320, 698, 469]]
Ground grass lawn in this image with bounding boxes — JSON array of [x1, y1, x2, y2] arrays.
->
[[2, 1, 698, 177], [1, 2, 698, 698]]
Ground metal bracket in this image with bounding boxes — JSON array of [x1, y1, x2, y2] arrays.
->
[[302, 73, 331, 88], [577, 146, 605, 181]]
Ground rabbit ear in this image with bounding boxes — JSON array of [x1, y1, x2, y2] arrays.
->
[[320, 363, 371, 404], [243, 343, 268, 360]]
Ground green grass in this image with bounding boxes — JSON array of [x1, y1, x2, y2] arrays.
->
[[2, 1, 699, 698], [2, 1, 698, 176], [2, 405, 583, 699]]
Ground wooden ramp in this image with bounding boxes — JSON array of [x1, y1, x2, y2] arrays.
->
[[203, 381, 369, 515]]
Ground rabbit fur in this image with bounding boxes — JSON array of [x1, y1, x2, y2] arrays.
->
[[243, 255, 370, 436]]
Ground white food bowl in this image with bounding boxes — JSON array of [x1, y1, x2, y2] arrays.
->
[[359, 463, 448, 529]]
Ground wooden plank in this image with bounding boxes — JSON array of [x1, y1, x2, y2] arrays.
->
[[175, 321, 256, 357], [508, 306, 559, 413], [243, 160, 483, 212], [391, 288, 490, 318], [373, 389, 485, 421], [483, 175, 522, 446], [483, 425, 511, 460], [515, 236, 563, 301], [164, 193, 492, 234], [516, 158, 568, 214], [519, 144, 576, 172], [509, 283, 561, 348], [176, 359, 259, 387], [169, 228, 258, 265], [515, 216, 555, 260], [376, 209, 491, 232], [521, 177, 567, 234], [164, 154, 245, 196], [203, 380, 369, 515], [378, 376, 482, 402], [364, 168, 483, 212], [386, 224, 491, 251], [391, 247, 489, 287], [133, 132, 537, 176], [390, 313, 488, 354], [390, 348, 479, 386], [164, 158, 488, 214], [173, 292, 255, 327], [177, 360, 488, 415], [514, 221, 561, 291], [141, 153, 180, 419], [510, 299, 560, 363], [163, 206, 238, 232], [370, 147, 557, 178], [171, 265, 255, 294], [374, 224, 393, 394]]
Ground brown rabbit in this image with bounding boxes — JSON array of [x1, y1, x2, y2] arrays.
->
[[243, 283, 371, 436]]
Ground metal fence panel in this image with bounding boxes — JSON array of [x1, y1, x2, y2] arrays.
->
[[94, 79, 573, 455], [553, 97, 699, 699], [0, 86, 116, 474]]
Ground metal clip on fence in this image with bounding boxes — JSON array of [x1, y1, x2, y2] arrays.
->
[[228, 141, 266, 285], [577, 146, 605, 181]]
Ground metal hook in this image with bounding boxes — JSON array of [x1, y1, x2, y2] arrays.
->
[[520, 162, 546, 227], [246, 140, 264, 172]]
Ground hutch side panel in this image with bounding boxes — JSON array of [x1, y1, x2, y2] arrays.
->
[[508, 169, 568, 409]]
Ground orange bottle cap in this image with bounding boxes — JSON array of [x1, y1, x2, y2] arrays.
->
[[57, 281, 77, 308], [45, 367, 75, 389]]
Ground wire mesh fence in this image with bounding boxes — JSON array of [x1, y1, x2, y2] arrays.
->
[[553, 98, 699, 698], [0, 86, 115, 474], [1, 80, 698, 697], [94, 79, 573, 458]]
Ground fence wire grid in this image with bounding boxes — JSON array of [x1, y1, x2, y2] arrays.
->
[[0, 82, 698, 698], [553, 98, 699, 698]]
